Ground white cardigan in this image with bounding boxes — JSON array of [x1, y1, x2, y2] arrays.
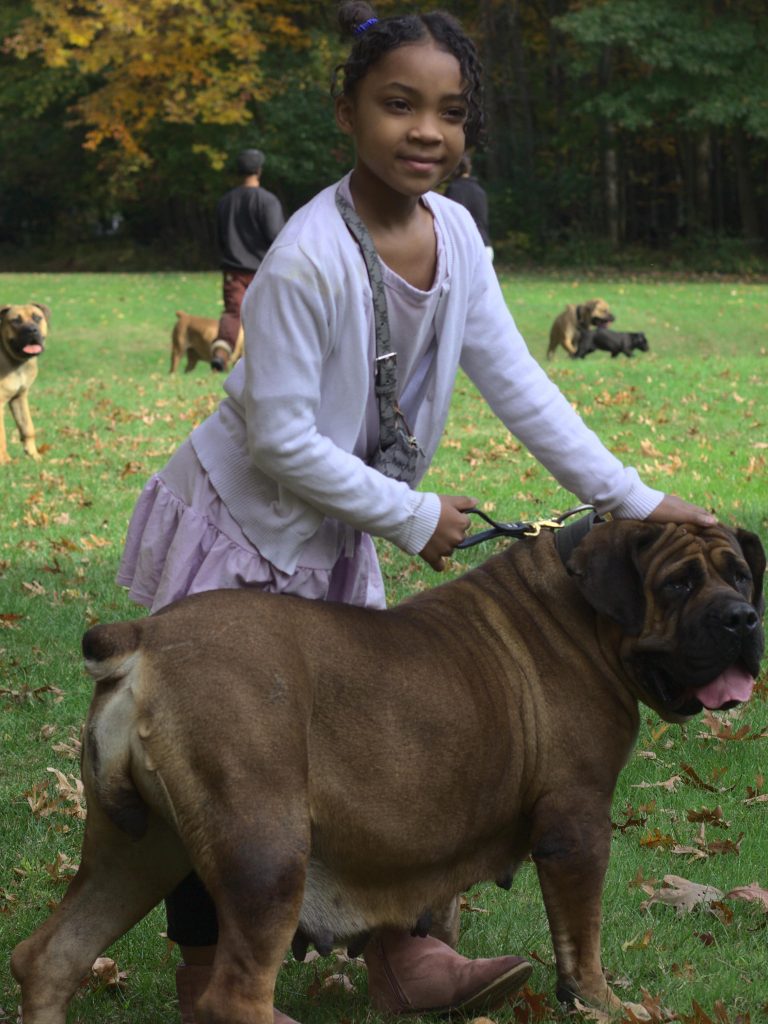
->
[[191, 175, 662, 575]]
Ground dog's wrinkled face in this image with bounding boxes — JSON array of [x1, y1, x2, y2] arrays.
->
[[578, 299, 615, 330], [567, 521, 765, 723], [0, 304, 50, 364]]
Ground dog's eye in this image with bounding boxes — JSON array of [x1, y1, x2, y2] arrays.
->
[[662, 578, 693, 598], [32, 314, 42, 323], [730, 570, 752, 593]]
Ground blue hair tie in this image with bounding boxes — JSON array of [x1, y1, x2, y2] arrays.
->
[[354, 16, 379, 35]]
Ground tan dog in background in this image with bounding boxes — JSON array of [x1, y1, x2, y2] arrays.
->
[[11, 518, 765, 1023], [170, 311, 244, 374], [0, 303, 50, 464], [546, 299, 615, 359]]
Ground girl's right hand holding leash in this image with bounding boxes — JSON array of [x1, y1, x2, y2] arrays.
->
[[420, 495, 478, 572]]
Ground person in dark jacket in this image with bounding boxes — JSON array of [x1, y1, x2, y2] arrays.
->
[[444, 153, 493, 262], [212, 149, 285, 370]]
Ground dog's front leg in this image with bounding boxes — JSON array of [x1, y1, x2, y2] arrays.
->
[[531, 796, 621, 1011], [0, 408, 9, 463], [8, 390, 40, 460]]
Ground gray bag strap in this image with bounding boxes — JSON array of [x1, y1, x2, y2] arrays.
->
[[335, 189, 399, 449]]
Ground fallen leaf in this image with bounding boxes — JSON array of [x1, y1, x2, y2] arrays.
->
[[572, 998, 612, 1021], [686, 806, 728, 828], [621, 929, 653, 952], [640, 875, 724, 916], [41, 768, 87, 820], [640, 439, 664, 458], [639, 829, 674, 849], [89, 956, 128, 990], [725, 882, 768, 911], [680, 763, 731, 792], [322, 973, 355, 993], [632, 774, 681, 792], [22, 580, 46, 596]]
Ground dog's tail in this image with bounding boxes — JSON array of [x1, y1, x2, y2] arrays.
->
[[83, 620, 142, 681], [82, 622, 150, 839]]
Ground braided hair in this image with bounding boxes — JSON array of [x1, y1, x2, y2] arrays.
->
[[333, 1, 485, 148]]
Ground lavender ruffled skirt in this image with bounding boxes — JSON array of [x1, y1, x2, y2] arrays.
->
[[117, 439, 386, 613]]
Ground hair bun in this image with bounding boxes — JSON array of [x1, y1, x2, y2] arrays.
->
[[337, 0, 378, 38]]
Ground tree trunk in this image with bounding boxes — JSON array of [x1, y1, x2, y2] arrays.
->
[[731, 127, 760, 239], [694, 132, 713, 231], [603, 125, 620, 247]]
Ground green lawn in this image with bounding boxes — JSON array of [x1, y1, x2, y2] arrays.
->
[[0, 271, 766, 1022]]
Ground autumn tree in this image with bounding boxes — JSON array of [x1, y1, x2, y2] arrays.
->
[[5, 0, 322, 174]]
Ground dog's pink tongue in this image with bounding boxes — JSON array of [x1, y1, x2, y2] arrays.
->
[[694, 667, 754, 709], [23, 343, 43, 355]]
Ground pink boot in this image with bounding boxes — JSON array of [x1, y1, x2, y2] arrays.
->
[[175, 964, 300, 1023], [364, 929, 532, 1014]]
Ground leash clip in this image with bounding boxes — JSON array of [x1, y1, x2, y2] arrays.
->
[[523, 517, 564, 537]]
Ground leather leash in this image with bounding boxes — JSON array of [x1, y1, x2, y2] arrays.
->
[[457, 504, 607, 564]]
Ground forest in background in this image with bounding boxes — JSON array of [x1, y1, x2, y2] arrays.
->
[[1, 0, 767, 271]]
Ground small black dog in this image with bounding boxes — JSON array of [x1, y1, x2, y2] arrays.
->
[[575, 327, 649, 359]]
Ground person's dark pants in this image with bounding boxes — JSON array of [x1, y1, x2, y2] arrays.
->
[[217, 269, 255, 349], [166, 872, 219, 946]]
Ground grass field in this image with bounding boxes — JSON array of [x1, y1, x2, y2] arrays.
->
[[0, 271, 766, 1023]]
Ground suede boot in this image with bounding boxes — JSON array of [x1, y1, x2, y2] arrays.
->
[[175, 964, 300, 1023], [364, 929, 532, 1015]]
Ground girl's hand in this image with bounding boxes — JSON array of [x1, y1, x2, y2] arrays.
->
[[420, 495, 478, 572], [645, 495, 717, 527]]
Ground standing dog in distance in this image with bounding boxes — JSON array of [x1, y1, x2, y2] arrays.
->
[[576, 328, 649, 359], [546, 299, 615, 360], [0, 303, 50, 465], [170, 311, 244, 374]]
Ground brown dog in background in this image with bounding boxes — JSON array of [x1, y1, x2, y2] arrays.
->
[[170, 311, 244, 374], [0, 303, 50, 464], [546, 299, 615, 359]]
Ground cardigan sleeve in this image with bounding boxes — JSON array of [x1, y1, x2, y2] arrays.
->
[[457, 239, 663, 519]]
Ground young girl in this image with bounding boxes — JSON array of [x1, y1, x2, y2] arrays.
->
[[118, 3, 715, 1021]]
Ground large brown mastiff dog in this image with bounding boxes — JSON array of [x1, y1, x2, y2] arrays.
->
[[0, 303, 50, 464], [546, 298, 615, 359], [12, 519, 765, 1024]]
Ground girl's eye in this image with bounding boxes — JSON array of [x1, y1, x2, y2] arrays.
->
[[386, 99, 410, 112], [444, 107, 467, 122]]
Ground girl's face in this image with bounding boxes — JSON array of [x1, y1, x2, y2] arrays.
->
[[335, 39, 468, 200]]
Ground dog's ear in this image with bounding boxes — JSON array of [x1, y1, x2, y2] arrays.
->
[[32, 303, 51, 324], [576, 301, 596, 327], [735, 528, 766, 614], [566, 521, 665, 633], [0, 306, 10, 319]]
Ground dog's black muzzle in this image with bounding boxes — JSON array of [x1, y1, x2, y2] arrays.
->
[[8, 323, 45, 359], [633, 595, 764, 718]]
